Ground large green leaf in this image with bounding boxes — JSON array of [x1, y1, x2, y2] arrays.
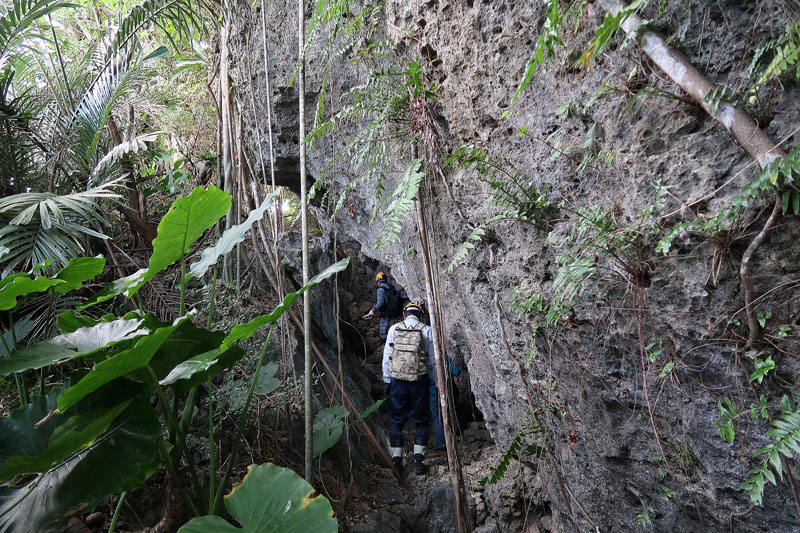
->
[[224, 257, 351, 347], [52, 256, 105, 294], [79, 185, 231, 308], [313, 406, 347, 458], [145, 318, 244, 392], [149, 184, 231, 276], [186, 190, 279, 282], [0, 400, 132, 481], [0, 274, 65, 310], [0, 317, 146, 375], [57, 314, 192, 413], [178, 463, 337, 533], [77, 268, 148, 310], [0, 385, 161, 532]]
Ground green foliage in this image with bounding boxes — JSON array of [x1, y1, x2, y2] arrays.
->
[[663, 141, 800, 251], [312, 405, 348, 457], [0, 183, 120, 275], [477, 414, 545, 486], [503, 0, 565, 116], [447, 145, 555, 226], [0, 0, 70, 61], [742, 404, 800, 506], [375, 158, 423, 249], [583, 0, 649, 66], [748, 23, 800, 100], [715, 397, 738, 444], [634, 505, 654, 529], [703, 84, 737, 115], [508, 287, 547, 320], [0, 316, 146, 375], [750, 356, 775, 385], [178, 463, 337, 533], [0, 384, 161, 532], [185, 190, 279, 283], [0, 185, 351, 527], [446, 214, 504, 272], [444, 145, 555, 270], [547, 180, 667, 324]]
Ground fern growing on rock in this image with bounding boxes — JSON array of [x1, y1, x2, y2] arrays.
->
[[742, 404, 800, 506]]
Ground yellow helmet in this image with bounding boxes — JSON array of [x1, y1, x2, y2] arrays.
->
[[375, 272, 387, 282], [403, 301, 425, 316]]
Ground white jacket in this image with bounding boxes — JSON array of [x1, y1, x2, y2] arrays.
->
[[382, 315, 435, 383]]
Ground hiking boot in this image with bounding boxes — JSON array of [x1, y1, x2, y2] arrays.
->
[[414, 453, 428, 475], [393, 456, 404, 475]]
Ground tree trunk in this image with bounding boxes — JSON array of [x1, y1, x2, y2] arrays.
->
[[220, 24, 235, 281], [297, 0, 313, 483]]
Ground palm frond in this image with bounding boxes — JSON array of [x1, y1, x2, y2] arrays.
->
[[90, 131, 161, 183], [0, 181, 120, 274], [0, 0, 71, 62]]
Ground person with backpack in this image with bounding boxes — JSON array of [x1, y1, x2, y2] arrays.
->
[[381, 301, 434, 476], [362, 271, 401, 341]]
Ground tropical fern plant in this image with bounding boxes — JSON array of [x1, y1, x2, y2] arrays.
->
[[742, 403, 800, 506], [444, 145, 556, 271]]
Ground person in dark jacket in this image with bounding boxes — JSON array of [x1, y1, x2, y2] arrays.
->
[[363, 271, 400, 340]]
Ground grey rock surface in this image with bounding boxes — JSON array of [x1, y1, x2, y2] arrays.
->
[[226, 0, 800, 531]]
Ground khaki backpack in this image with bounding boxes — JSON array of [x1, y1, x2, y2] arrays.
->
[[390, 322, 427, 381]]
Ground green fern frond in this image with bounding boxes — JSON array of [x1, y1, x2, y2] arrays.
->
[[375, 158, 423, 249], [446, 214, 507, 272], [742, 404, 800, 506], [478, 415, 544, 486]]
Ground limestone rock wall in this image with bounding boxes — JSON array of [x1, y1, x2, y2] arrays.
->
[[227, 1, 800, 530]]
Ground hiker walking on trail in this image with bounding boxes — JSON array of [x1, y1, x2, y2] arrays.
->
[[363, 271, 401, 341], [382, 302, 434, 476]]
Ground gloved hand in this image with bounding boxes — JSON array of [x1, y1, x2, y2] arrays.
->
[[383, 382, 392, 399]]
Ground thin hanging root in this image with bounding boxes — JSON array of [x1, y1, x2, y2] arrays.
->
[[741, 197, 783, 347]]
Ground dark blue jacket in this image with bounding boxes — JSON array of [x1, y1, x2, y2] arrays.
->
[[429, 356, 461, 395], [371, 282, 394, 317]]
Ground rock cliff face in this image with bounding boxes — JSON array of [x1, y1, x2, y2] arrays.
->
[[228, 1, 800, 530]]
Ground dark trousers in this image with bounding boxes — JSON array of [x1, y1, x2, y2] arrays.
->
[[430, 388, 459, 449], [389, 377, 430, 447], [379, 315, 390, 340]]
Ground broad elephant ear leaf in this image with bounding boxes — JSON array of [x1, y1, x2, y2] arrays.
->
[[313, 405, 348, 457], [186, 190, 279, 282], [0, 385, 161, 533], [178, 463, 337, 533], [56, 314, 193, 413], [0, 274, 65, 310], [223, 257, 351, 347], [0, 317, 147, 376], [52, 256, 105, 294], [78, 185, 231, 308]]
